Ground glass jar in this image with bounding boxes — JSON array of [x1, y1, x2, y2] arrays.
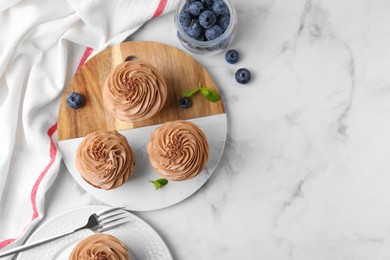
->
[[174, 0, 238, 55]]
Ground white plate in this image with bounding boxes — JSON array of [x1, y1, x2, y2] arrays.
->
[[17, 205, 172, 260], [59, 114, 227, 211]]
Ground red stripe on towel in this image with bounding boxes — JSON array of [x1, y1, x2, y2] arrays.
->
[[30, 123, 58, 220], [0, 122, 57, 249], [152, 0, 168, 18], [77, 47, 93, 69], [0, 239, 16, 249]]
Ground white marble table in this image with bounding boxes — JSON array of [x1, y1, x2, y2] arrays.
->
[[45, 0, 390, 259]]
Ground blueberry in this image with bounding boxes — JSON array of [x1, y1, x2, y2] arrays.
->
[[235, 68, 251, 84], [179, 97, 192, 109], [199, 10, 217, 29], [185, 20, 203, 39], [225, 49, 239, 64], [205, 24, 222, 40], [186, 0, 197, 3], [201, 0, 214, 6], [66, 92, 85, 109], [217, 15, 230, 32], [179, 11, 192, 27], [186, 1, 204, 16], [211, 0, 229, 16]]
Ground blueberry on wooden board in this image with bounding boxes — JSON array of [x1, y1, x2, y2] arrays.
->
[[66, 92, 85, 109], [178, 97, 193, 109]]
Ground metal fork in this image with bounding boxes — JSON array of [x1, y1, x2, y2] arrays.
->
[[0, 207, 131, 258]]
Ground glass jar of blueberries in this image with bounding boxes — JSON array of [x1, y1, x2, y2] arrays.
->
[[175, 0, 238, 55]]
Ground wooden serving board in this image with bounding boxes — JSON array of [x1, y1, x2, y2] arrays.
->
[[58, 41, 225, 141]]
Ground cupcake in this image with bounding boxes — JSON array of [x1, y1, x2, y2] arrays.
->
[[103, 60, 168, 122], [76, 130, 135, 190], [147, 120, 209, 181], [69, 233, 130, 260]]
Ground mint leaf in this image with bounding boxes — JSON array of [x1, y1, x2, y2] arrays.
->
[[149, 179, 168, 190], [153, 182, 162, 189], [200, 87, 220, 102], [183, 82, 221, 103], [183, 89, 200, 97]]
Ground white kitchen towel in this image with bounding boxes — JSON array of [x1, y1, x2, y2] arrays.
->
[[0, 0, 179, 254]]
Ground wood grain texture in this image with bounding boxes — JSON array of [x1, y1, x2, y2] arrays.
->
[[58, 41, 225, 141]]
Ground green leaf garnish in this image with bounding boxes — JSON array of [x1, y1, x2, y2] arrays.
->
[[182, 82, 221, 103], [200, 87, 220, 102], [149, 178, 168, 190], [183, 88, 200, 97]]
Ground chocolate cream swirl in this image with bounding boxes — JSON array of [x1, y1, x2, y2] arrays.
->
[[103, 60, 168, 122], [147, 120, 209, 181], [76, 130, 135, 190], [69, 234, 130, 260]]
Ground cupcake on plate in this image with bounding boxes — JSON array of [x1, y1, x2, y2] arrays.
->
[[103, 60, 168, 122], [76, 130, 135, 190], [69, 233, 130, 260], [147, 120, 209, 181]]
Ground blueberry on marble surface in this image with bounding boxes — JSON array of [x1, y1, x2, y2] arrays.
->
[[179, 11, 192, 27], [66, 92, 85, 109], [217, 14, 230, 32], [179, 97, 193, 109], [211, 0, 229, 16], [205, 24, 222, 40], [185, 20, 203, 39], [186, 1, 204, 16], [225, 49, 239, 64], [199, 10, 217, 29], [235, 68, 251, 84]]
